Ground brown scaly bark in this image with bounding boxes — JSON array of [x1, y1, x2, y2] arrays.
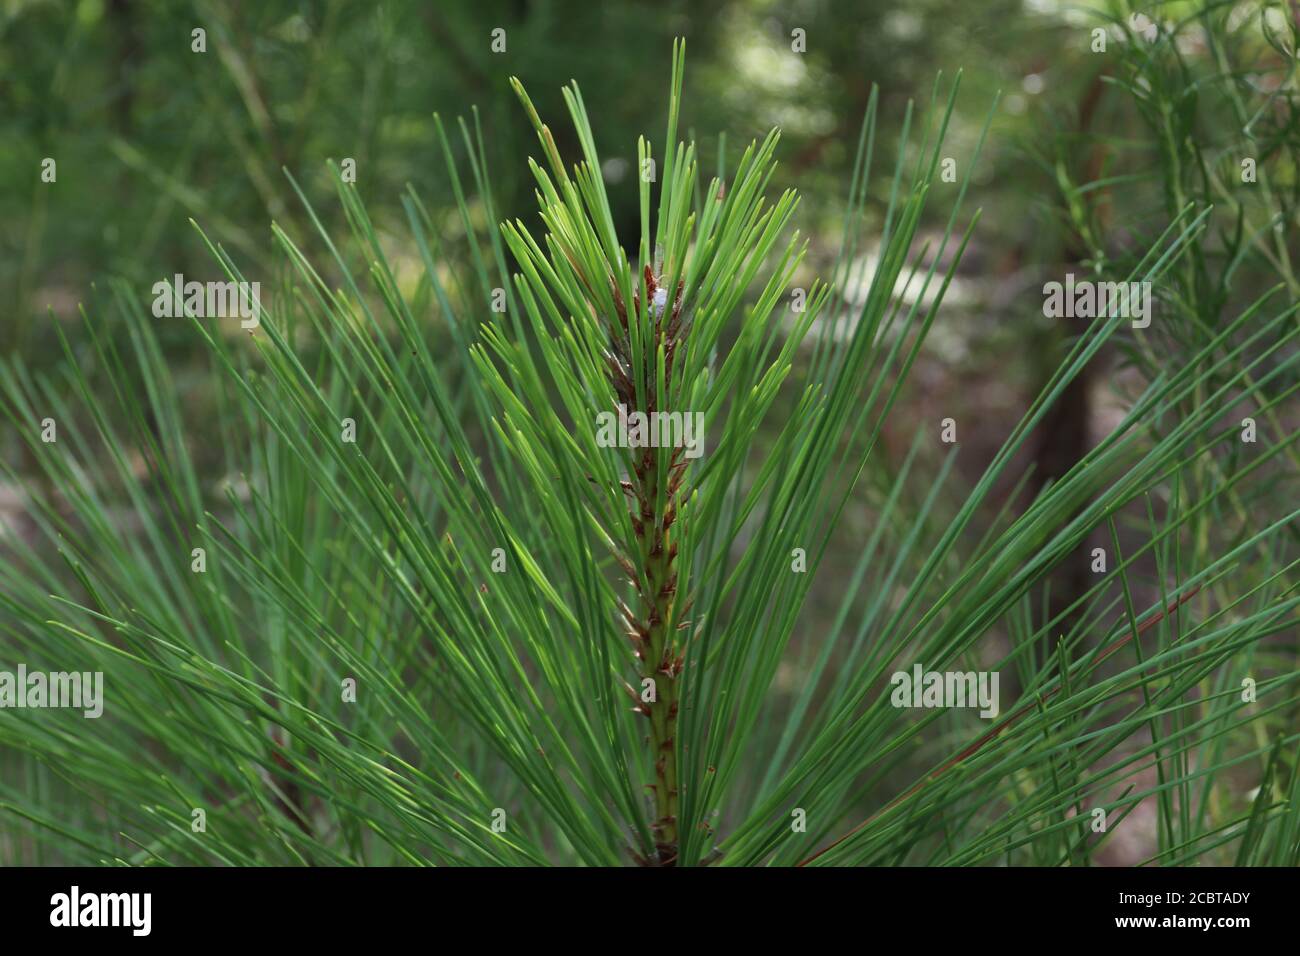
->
[[605, 264, 689, 866]]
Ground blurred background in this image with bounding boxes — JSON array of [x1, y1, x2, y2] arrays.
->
[[2, 0, 1298, 864], [1, 0, 1052, 345], [0, 0, 1132, 596]]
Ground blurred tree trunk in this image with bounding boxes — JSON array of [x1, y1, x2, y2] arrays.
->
[[1032, 69, 1111, 667], [110, 0, 137, 132]]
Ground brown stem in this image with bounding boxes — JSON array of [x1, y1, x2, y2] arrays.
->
[[634, 449, 682, 865], [610, 267, 687, 865]]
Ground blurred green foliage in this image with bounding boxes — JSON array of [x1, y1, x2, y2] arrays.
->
[[2, 0, 1033, 355]]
